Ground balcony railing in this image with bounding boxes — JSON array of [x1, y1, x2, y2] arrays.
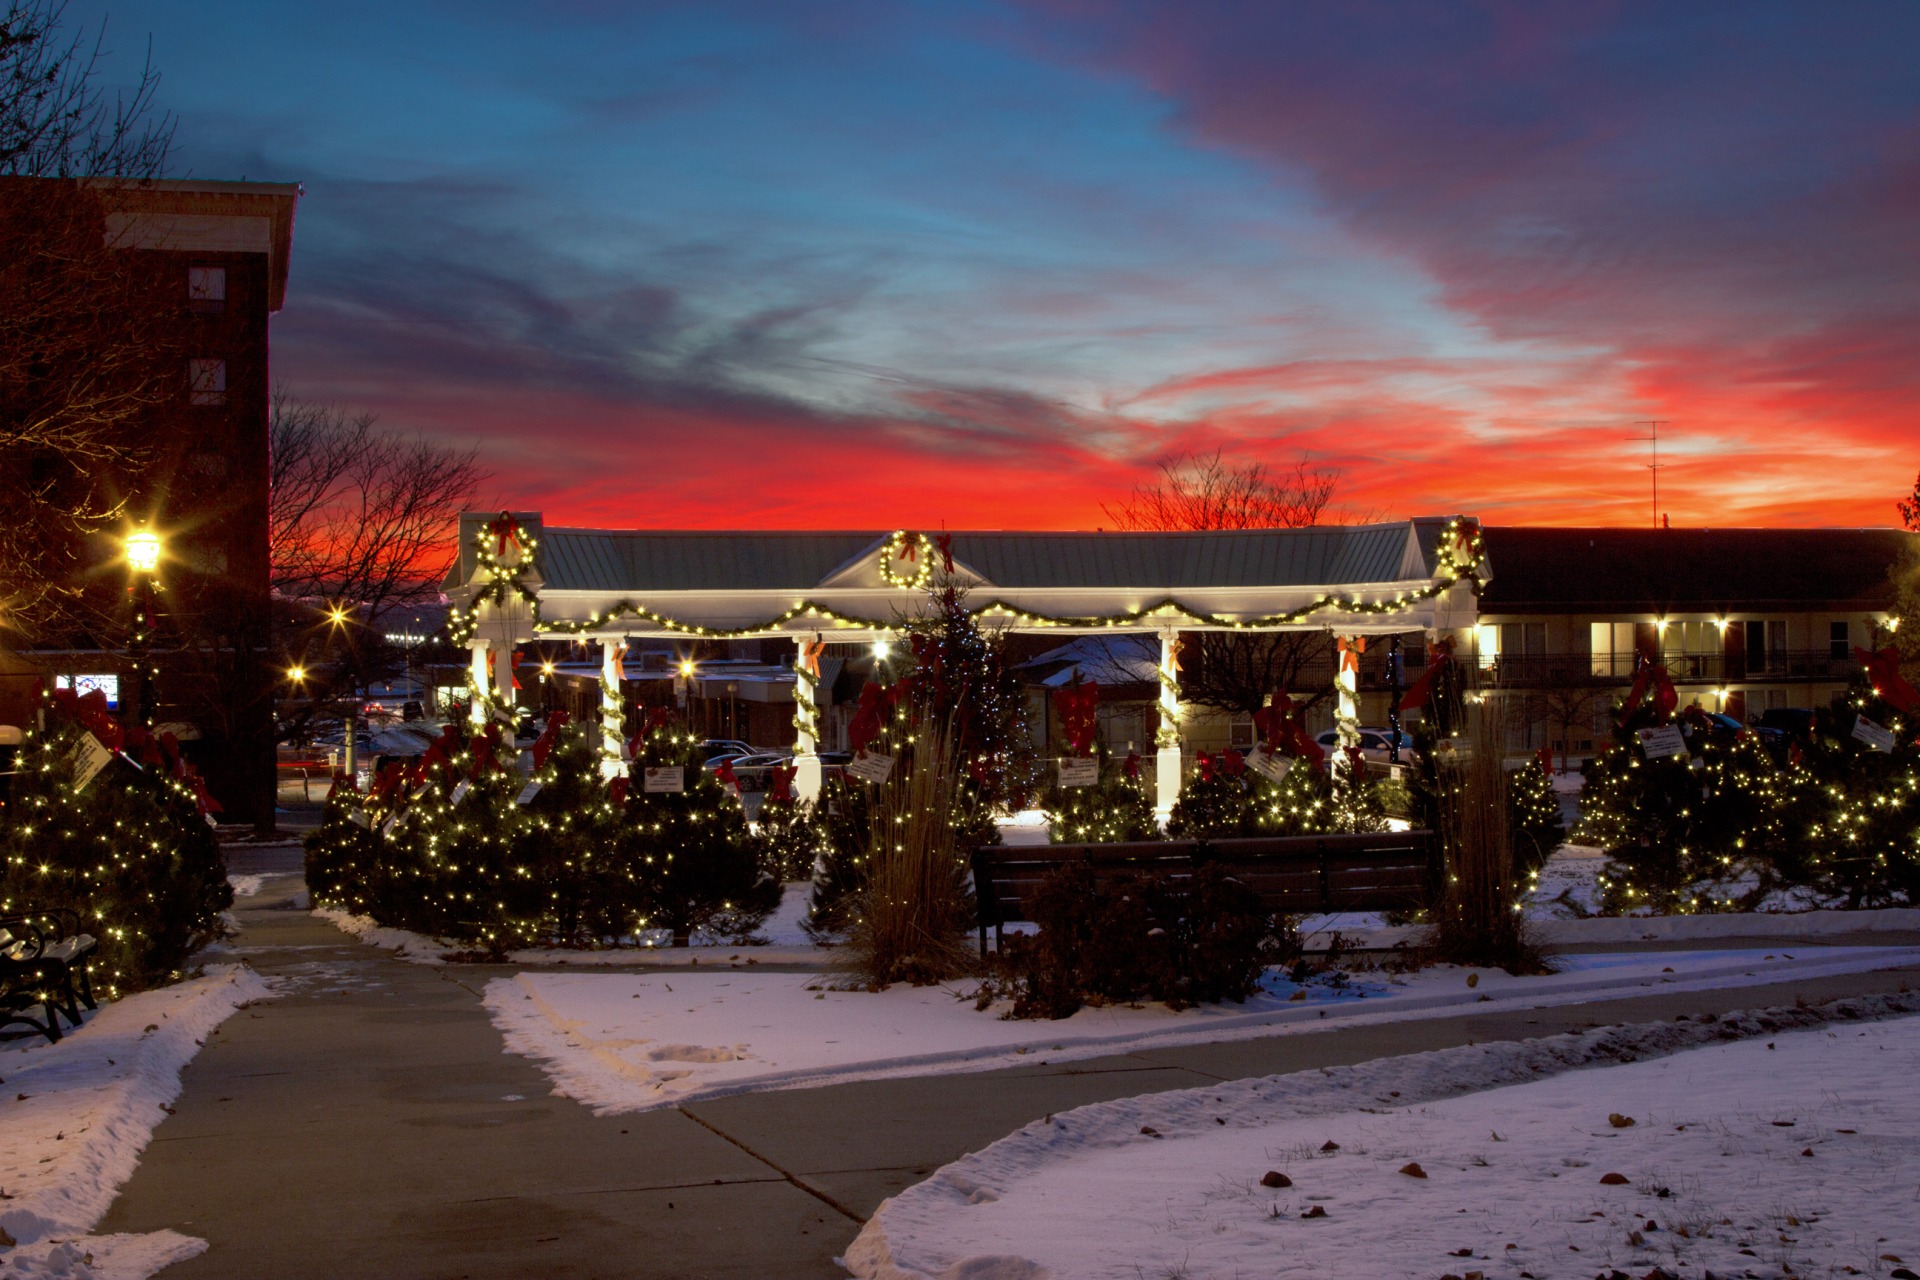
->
[[1471, 649, 1861, 686]]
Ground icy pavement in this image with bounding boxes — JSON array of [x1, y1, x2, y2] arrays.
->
[[847, 997, 1920, 1280], [483, 945, 1920, 1114], [0, 967, 272, 1280]]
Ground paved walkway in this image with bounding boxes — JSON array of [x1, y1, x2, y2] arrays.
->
[[101, 851, 1920, 1279]]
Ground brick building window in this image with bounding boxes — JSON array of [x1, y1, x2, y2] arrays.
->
[[188, 265, 226, 314], [1830, 620, 1849, 660], [189, 358, 227, 405]]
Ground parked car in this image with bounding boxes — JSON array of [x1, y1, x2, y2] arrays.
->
[[1312, 727, 1418, 765], [698, 739, 754, 761]]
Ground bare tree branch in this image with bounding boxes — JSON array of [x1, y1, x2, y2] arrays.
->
[[1102, 449, 1337, 533]]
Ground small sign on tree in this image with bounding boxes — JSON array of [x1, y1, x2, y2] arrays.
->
[[1851, 715, 1896, 753], [1636, 725, 1687, 759], [643, 766, 686, 793], [846, 752, 895, 784], [1057, 756, 1098, 787]]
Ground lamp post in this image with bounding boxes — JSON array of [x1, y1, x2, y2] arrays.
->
[[123, 526, 162, 728]]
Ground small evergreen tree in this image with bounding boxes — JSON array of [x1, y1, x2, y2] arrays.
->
[[620, 717, 778, 945], [511, 715, 629, 946], [1166, 752, 1256, 838], [1045, 749, 1159, 843], [1506, 755, 1566, 875]]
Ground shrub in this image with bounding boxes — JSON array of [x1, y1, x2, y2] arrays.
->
[[1003, 861, 1287, 1018]]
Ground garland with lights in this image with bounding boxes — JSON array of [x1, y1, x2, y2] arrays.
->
[[447, 518, 1487, 645], [2, 693, 233, 997]]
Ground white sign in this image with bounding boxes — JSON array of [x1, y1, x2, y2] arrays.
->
[[514, 780, 543, 805], [347, 807, 372, 828], [846, 751, 896, 784], [1245, 746, 1293, 784], [1057, 756, 1099, 788], [409, 784, 431, 802], [643, 766, 686, 793], [1637, 725, 1688, 759], [380, 812, 402, 836], [1852, 715, 1896, 752], [71, 732, 114, 792], [449, 780, 472, 807]]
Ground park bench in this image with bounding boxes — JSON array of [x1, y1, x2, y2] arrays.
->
[[970, 830, 1439, 955], [0, 909, 99, 1039]]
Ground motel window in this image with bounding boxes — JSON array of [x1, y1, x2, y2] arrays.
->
[[1745, 619, 1787, 673], [188, 265, 226, 314], [1590, 622, 1636, 677], [189, 358, 227, 406], [1830, 621, 1850, 661]]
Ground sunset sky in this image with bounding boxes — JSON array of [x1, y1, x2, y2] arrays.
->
[[76, 1, 1920, 530]]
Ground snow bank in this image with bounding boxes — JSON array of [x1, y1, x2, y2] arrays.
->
[[0, 966, 273, 1279], [846, 992, 1920, 1280], [484, 945, 1920, 1114]]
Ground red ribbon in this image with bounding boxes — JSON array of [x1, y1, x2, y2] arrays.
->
[[1124, 751, 1140, 780], [370, 760, 406, 804], [1398, 638, 1457, 714], [531, 709, 570, 769], [468, 726, 500, 780], [50, 686, 124, 753], [847, 681, 891, 757], [185, 765, 223, 817], [715, 759, 740, 792], [1254, 692, 1325, 767], [1536, 746, 1555, 775], [1854, 646, 1920, 719], [608, 776, 629, 806], [1197, 751, 1217, 783], [768, 765, 796, 804], [1221, 748, 1246, 777], [935, 532, 954, 574]]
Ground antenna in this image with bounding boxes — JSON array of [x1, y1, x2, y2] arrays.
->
[[1632, 421, 1667, 528]]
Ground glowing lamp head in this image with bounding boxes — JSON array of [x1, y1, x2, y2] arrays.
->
[[124, 528, 162, 574], [872, 639, 891, 660], [287, 665, 307, 684], [540, 660, 555, 676], [326, 603, 350, 628], [678, 659, 696, 678]]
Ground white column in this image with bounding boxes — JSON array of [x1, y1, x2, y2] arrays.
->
[[496, 645, 517, 748], [1154, 628, 1183, 825], [467, 640, 489, 728], [600, 639, 627, 778], [792, 636, 823, 804], [1334, 633, 1362, 782]]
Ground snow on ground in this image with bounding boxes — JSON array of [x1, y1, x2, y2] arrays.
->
[[846, 996, 1920, 1280], [483, 945, 1920, 1114], [0, 966, 273, 1280], [223, 874, 264, 899], [314, 880, 829, 967]]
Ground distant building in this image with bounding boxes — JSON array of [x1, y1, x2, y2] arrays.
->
[[1468, 527, 1917, 757], [0, 178, 300, 824]]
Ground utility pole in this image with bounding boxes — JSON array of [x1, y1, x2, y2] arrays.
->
[[1633, 421, 1667, 527]]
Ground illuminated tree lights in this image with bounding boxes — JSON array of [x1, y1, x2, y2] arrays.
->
[[1, 706, 233, 998], [303, 714, 779, 951]]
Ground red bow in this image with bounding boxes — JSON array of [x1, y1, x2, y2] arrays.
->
[[1220, 748, 1246, 777], [898, 533, 919, 561], [1197, 751, 1217, 783], [1854, 646, 1920, 719], [715, 759, 741, 792], [531, 710, 570, 769], [50, 686, 124, 753], [848, 682, 891, 757], [370, 760, 406, 804], [608, 775, 629, 806], [419, 724, 462, 776], [1124, 751, 1140, 780], [510, 649, 523, 692], [1536, 746, 1555, 776], [332, 769, 359, 795], [768, 764, 796, 804], [185, 765, 223, 817], [1398, 638, 1457, 714], [1056, 681, 1100, 756], [1623, 663, 1679, 722], [485, 511, 521, 558], [935, 532, 954, 574], [468, 726, 500, 780], [1254, 692, 1325, 767]]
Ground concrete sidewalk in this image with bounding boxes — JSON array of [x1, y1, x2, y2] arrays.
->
[[102, 863, 1920, 1280]]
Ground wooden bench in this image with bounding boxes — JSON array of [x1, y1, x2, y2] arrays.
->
[[970, 840, 1198, 956], [970, 830, 1439, 954], [1, 910, 99, 1040]]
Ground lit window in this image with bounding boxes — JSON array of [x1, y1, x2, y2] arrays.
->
[[55, 673, 120, 710], [189, 359, 227, 405]]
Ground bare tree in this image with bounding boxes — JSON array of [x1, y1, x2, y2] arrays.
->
[[1104, 449, 1343, 717], [0, 3, 177, 641], [1103, 450, 1337, 533], [268, 391, 488, 741]]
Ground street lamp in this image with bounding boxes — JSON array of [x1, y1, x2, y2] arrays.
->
[[122, 526, 163, 727]]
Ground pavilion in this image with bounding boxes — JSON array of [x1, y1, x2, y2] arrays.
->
[[442, 513, 1487, 816]]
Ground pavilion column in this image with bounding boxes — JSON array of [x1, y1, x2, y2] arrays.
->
[[792, 636, 823, 804], [495, 643, 517, 749], [1333, 634, 1364, 781], [1154, 628, 1183, 825], [600, 639, 627, 778], [467, 640, 490, 728]]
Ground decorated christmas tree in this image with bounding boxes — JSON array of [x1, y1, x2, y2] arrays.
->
[[1045, 749, 1160, 843], [1166, 751, 1257, 838], [751, 763, 827, 884], [1506, 750, 1566, 875], [511, 712, 631, 946], [1788, 655, 1920, 904], [618, 712, 778, 946], [2, 689, 232, 996]]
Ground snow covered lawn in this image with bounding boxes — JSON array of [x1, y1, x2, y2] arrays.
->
[[0, 966, 272, 1280], [847, 997, 1920, 1280], [483, 945, 1920, 1113]]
